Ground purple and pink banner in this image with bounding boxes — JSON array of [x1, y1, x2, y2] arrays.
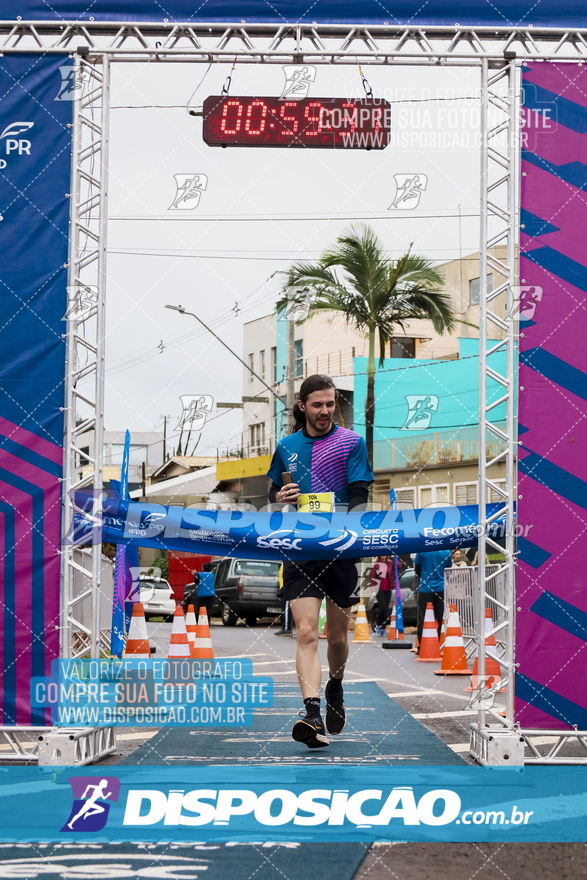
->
[[0, 56, 72, 724], [516, 63, 587, 729]]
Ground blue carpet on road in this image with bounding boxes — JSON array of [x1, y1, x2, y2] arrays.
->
[[121, 682, 464, 766], [0, 842, 369, 880]]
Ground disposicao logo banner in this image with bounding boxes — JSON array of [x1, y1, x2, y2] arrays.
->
[[1, 767, 586, 842], [65, 494, 509, 561]]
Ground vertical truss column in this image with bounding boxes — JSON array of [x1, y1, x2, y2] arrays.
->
[[61, 54, 110, 660], [471, 56, 520, 764]]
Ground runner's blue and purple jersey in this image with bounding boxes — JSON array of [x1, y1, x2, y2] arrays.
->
[[267, 425, 373, 504]]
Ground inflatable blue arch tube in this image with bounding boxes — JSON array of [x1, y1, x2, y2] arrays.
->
[[67, 494, 507, 561]]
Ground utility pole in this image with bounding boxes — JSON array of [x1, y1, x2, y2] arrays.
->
[[163, 415, 168, 462], [286, 273, 296, 434]]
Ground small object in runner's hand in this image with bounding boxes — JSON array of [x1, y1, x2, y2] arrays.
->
[[282, 472, 294, 485]]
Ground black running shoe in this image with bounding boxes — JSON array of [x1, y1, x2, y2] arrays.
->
[[292, 712, 330, 749], [324, 678, 346, 735]]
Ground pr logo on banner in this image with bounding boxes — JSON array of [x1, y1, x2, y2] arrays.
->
[[61, 777, 121, 832]]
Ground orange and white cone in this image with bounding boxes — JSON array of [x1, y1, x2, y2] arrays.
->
[[167, 606, 191, 659], [464, 607, 504, 691], [410, 635, 420, 654], [434, 604, 470, 675], [352, 601, 372, 643], [124, 602, 151, 658], [193, 608, 214, 659], [185, 604, 198, 658], [439, 611, 448, 652], [386, 606, 397, 641], [415, 602, 442, 662]]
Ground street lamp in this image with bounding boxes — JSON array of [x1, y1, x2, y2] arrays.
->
[[164, 304, 282, 403]]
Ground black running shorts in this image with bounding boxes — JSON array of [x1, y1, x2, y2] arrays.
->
[[282, 559, 361, 608]]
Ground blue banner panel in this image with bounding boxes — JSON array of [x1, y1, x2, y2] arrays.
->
[[0, 56, 71, 724], [67, 495, 507, 561], [8, 0, 587, 27], [1, 767, 587, 842]]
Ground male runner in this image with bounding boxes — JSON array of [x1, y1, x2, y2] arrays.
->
[[267, 374, 373, 748]]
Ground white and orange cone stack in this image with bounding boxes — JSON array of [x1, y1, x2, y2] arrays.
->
[[124, 602, 151, 658], [382, 604, 412, 650], [415, 602, 442, 662], [167, 606, 191, 659], [434, 604, 470, 675], [352, 601, 372, 643], [185, 604, 198, 658], [193, 608, 215, 659], [464, 607, 504, 691]]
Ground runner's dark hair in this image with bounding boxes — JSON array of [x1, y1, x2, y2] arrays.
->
[[292, 374, 338, 433]]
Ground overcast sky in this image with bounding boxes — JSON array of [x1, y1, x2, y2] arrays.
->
[[93, 60, 484, 458]]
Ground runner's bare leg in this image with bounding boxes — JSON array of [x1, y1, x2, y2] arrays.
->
[[290, 596, 322, 699], [325, 598, 351, 680]]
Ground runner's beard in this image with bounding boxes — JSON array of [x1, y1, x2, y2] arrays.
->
[[305, 411, 333, 435]]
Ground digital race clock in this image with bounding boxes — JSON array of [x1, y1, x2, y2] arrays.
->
[[202, 96, 391, 149]]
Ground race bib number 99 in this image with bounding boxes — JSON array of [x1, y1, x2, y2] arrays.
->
[[298, 492, 334, 513]]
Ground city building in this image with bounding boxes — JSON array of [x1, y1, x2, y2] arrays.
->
[[78, 429, 164, 491], [221, 248, 511, 509]]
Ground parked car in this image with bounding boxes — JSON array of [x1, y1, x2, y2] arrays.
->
[[139, 576, 176, 621], [210, 558, 282, 626], [366, 567, 418, 629]]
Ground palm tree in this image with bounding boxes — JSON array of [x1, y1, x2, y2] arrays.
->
[[280, 223, 456, 467]]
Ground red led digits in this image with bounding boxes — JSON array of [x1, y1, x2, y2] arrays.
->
[[220, 99, 243, 135], [245, 100, 268, 135], [203, 96, 391, 148], [279, 102, 299, 135]]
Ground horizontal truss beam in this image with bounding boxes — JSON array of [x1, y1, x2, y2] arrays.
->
[[2, 23, 587, 61]]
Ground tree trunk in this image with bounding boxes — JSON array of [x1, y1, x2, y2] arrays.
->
[[365, 329, 376, 469]]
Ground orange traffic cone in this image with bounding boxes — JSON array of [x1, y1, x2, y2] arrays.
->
[[168, 606, 191, 659], [124, 602, 151, 658], [464, 607, 504, 691], [410, 635, 420, 654], [382, 604, 412, 650], [319, 618, 327, 639], [185, 604, 198, 657], [415, 602, 442, 662], [387, 606, 397, 641], [439, 611, 448, 652], [193, 608, 214, 659], [434, 605, 470, 675], [352, 601, 372, 643]]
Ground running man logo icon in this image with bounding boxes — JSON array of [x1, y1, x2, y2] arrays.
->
[[279, 65, 316, 100], [507, 285, 543, 321], [175, 395, 214, 432], [465, 677, 500, 711], [389, 174, 428, 210], [61, 776, 120, 832], [401, 395, 439, 431], [169, 174, 208, 210], [54, 64, 87, 101]]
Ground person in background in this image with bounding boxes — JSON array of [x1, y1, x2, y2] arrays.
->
[[275, 563, 292, 636], [413, 549, 452, 647], [195, 562, 216, 620], [369, 556, 392, 636], [181, 569, 200, 614], [452, 549, 467, 568]]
